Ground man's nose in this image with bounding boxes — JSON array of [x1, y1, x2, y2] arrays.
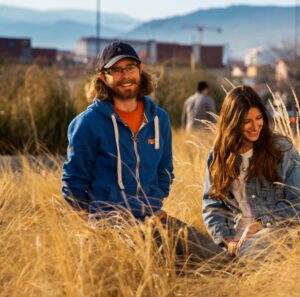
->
[[120, 68, 130, 78]]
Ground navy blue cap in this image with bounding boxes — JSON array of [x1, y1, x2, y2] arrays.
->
[[98, 41, 141, 71]]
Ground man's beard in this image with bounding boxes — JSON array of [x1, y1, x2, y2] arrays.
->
[[110, 79, 141, 100]]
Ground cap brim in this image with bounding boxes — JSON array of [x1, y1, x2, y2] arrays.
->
[[103, 55, 141, 69]]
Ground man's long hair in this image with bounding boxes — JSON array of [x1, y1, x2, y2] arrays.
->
[[209, 85, 288, 199], [86, 70, 155, 102]]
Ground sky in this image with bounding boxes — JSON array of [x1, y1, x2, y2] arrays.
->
[[0, 0, 299, 21]]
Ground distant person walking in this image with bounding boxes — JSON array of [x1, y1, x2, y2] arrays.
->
[[181, 81, 216, 131]]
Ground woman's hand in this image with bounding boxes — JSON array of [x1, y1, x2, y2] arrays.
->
[[241, 221, 263, 240], [224, 221, 263, 256], [227, 241, 239, 256], [236, 221, 264, 252], [224, 237, 239, 256]]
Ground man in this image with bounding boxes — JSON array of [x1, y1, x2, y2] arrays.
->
[[181, 81, 217, 131], [62, 41, 173, 218], [62, 41, 229, 265]]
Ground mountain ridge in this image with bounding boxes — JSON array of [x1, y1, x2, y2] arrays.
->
[[125, 5, 297, 57], [0, 4, 297, 56]]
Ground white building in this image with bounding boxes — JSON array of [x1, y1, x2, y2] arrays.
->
[[75, 37, 227, 68], [244, 47, 263, 66], [75, 38, 148, 61]]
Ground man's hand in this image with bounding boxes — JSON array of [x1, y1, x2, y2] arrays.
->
[[146, 210, 167, 225]]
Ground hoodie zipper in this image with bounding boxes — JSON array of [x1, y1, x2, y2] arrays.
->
[[131, 133, 142, 195], [131, 118, 148, 196], [117, 114, 148, 197]]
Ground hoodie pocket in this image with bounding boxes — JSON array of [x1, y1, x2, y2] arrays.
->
[[140, 185, 164, 211], [107, 186, 128, 204], [106, 186, 144, 217]]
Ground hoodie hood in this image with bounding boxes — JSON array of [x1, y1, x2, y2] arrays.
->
[[88, 96, 159, 122]]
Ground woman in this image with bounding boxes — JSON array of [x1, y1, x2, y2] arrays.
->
[[202, 85, 300, 257]]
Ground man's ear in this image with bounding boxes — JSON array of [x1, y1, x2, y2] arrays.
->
[[139, 63, 144, 72], [99, 72, 106, 82]]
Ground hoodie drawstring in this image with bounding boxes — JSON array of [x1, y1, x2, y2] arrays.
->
[[111, 113, 160, 190], [111, 114, 125, 190], [154, 115, 160, 150]]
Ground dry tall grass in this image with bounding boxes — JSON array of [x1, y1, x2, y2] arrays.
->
[[1, 126, 300, 296], [0, 64, 75, 153], [1, 88, 299, 296]]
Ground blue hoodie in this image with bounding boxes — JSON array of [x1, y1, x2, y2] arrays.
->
[[62, 96, 174, 219]]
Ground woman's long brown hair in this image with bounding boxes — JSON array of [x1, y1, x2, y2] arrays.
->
[[209, 85, 289, 199]]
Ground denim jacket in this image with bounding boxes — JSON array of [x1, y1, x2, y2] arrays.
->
[[202, 139, 300, 246]]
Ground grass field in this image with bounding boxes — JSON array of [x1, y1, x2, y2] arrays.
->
[[1, 128, 300, 297]]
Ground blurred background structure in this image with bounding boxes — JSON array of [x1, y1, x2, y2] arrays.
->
[[0, 0, 300, 152]]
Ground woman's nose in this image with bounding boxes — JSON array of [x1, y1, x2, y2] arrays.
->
[[251, 121, 259, 131]]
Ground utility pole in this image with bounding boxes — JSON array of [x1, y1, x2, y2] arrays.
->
[[183, 25, 222, 46], [295, 0, 299, 59], [96, 0, 101, 59]]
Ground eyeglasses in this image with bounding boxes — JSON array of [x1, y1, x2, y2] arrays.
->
[[103, 64, 139, 76]]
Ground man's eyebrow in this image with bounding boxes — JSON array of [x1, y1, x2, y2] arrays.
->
[[111, 63, 137, 68]]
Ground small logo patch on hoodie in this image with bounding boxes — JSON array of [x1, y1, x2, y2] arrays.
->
[[148, 138, 155, 144]]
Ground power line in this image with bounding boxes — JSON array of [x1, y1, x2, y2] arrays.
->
[[96, 0, 101, 59], [295, 0, 299, 58]]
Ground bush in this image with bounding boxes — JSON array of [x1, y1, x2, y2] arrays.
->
[[0, 64, 76, 154], [0, 64, 226, 153]]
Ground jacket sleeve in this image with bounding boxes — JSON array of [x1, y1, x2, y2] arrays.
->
[[181, 101, 187, 130], [62, 114, 98, 211], [274, 145, 300, 220], [157, 112, 174, 197], [202, 153, 236, 245]]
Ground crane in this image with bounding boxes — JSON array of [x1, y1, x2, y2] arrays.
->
[[183, 25, 222, 46]]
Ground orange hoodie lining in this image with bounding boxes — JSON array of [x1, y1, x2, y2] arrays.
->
[[113, 101, 145, 135]]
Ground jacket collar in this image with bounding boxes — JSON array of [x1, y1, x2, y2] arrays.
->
[[91, 96, 158, 122]]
